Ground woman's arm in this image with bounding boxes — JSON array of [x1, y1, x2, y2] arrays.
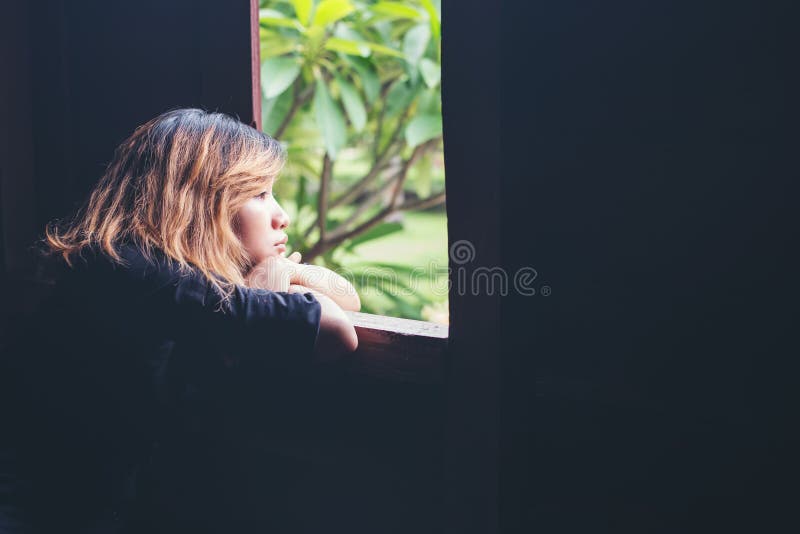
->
[[244, 256, 358, 359], [289, 261, 361, 312], [287, 283, 358, 361]]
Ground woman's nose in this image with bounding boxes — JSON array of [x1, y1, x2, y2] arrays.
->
[[273, 202, 290, 230]]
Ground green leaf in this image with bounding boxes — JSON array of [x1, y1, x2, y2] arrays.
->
[[365, 42, 404, 58], [389, 19, 418, 41], [323, 253, 344, 272], [335, 74, 367, 132], [259, 8, 287, 18], [295, 174, 308, 211], [346, 261, 424, 276], [261, 57, 301, 99], [333, 23, 366, 42], [346, 57, 380, 104], [358, 273, 425, 306], [405, 63, 420, 87], [304, 25, 326, 49], [306, 191, 320, 214], [370, 2, 423, 20], [261, 87, 294, 136], [385, 79, 417, 117], [313, 77, 347, 160], [346, 221, 404, 249], [259, 9, 303, 30], [418, 0, 441, 40], [419, 58, 440, 88], [412, 151, 433, 198], [324, 37, 370, 57], [312, 0, 355, 27], [261, 41, 298, 58], [417, 87, 441, 115], [402, 24, 430, 66], [405, 114, 442, 148], [291, 0, 313, 26], [334, 22, 401, 57], [325, 215, 346, 232], [260, 18, 302, 30], [370, 19, 395, 42]]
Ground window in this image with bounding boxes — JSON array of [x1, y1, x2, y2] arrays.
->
[[256, 0, 448, 328]]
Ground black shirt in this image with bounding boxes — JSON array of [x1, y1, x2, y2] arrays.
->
[[1, 242, 322, 533]]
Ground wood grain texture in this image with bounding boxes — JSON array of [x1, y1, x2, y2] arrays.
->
[[345, 311, 448, 384]]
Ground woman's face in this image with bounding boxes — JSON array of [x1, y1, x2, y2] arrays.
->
[[234, 178, 290, 264]]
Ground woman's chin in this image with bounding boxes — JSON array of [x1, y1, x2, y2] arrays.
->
[[248, 249, 282, 266]]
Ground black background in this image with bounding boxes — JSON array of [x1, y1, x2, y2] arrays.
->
[[496, 1, 799, 532]]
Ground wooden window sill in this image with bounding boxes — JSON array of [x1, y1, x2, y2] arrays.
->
[[343, 311, 448, 384]]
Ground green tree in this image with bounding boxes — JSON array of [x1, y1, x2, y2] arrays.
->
[[259, 0, 446, 319]]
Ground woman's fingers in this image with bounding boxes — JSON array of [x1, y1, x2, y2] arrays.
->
[[287, 251, 302, 263]]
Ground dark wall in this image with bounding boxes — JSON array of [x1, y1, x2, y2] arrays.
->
[[498, 1, 799, 532], [1, 0, 256, 307], [31, 0, 257, 237], [0, 0, 38, 282], [441, 1, 501, 533]]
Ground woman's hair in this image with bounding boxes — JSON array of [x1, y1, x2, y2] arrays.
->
[[43, 107, 286, 301]]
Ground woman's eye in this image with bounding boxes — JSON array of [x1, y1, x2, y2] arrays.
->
[[257, 191, 270, 200]]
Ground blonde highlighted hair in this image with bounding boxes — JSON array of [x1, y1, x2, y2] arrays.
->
[[43, 108, 286, 301]]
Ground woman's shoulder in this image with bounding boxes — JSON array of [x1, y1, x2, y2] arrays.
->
[[69, 240, 206, 297]]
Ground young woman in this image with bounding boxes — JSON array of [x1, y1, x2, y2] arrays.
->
[[2, 108, 360, 533]]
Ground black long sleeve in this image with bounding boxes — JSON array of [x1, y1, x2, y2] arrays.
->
[[2, 243, 323, 533]]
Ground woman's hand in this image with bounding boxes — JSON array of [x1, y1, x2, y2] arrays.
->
[[244, 255, 299, 292], [246, 250, 361, 313], [284, 252, 361, 312]]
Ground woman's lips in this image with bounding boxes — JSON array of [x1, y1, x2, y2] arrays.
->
[[276, 243, 287, 254]]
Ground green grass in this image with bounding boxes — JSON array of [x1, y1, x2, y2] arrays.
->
[[336, 210, 449, 321]]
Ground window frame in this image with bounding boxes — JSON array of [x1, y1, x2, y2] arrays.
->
[[250, 0, 456, 385]]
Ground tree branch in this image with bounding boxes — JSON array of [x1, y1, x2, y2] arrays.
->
[[329, 107, 410, 211], [304, 137, 442, 261], [328, 136, 440, 241], [317, 153, 332, 242], [380, 105, 413, 161], [301, 142, 397, 241], [371, 80, 395, 158], [398, 191, 446, 211], [274, 80, 315, 139], [328, 148, 394, 210], [329, 172, 402, 238], [388, 138, 439, 208], [305, 204, 394, 261]]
